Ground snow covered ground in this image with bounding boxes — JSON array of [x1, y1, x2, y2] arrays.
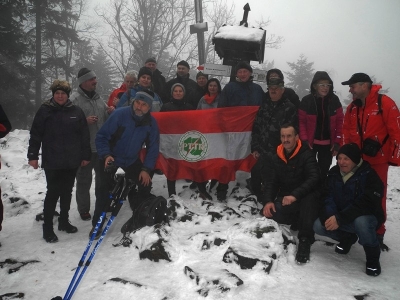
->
[[1, 130, 399, 300]]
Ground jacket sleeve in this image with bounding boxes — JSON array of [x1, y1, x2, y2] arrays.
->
[[217, 85, 229, 108], [332, 96, 344, 145], [262, 159, 279, 205], [336, 169, 384, 225], [0, 105, 12, 138], [342, 104, 354, 145], [319, 172, 339, 223], [95, 111, 121, 159], [142, 118, 160, 171], [78, 108, 92, 161], [27, 107, 46, 160], [286, 105, 298, 133], [117, 90, 129, 108], [298, 103, 308, 142], [250, 106, 264, 152], [382, 96, 400, 165], [291, 151, 321, 201]]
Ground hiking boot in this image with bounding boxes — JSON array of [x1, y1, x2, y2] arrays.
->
[[80, 212, 91, 221], [366, 261, 381, 276], [377, 234, 389, 251], [89, 226, 102, 240], [42, 224, 58, 243], [335, 233, 358, 254], [217, 190, 227, 201], [295, 237, 311, 264], [58, 218, 78, 233], [189, 182, 197, 189], [198, 182, 212, 200], [364, 245, 381, 276]]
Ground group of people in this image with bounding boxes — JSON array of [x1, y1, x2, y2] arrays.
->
[[22, 57, 400, 277]]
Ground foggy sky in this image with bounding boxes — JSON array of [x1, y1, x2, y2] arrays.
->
[[231, 0, 400, 103]]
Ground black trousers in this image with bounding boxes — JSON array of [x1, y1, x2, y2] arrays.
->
[[270, 191, 321, 241], [43, 168, 78, 226], [92, 159, 153, 227]]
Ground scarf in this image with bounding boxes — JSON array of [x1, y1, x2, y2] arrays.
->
[[204, 94, 218, 105]]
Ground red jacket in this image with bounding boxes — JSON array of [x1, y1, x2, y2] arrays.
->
[[298, 94, 343, 147], [343, 84, 400, 166], [107, 83, 127, 107]]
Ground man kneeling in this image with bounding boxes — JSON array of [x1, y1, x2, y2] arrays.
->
[[313, 143, 384, 276], [262, 124, 321, 264]]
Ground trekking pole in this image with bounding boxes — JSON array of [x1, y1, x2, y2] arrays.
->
[[63, 175, 125, 300], [63, 178, 135, 300]]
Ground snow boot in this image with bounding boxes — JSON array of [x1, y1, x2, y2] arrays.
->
[[43, 224, 58, 243], [335, 233, 358, 254], [364, 245, 381, 276], [58, 218, 78, 233], [197, 182, 212, 200], [295, 237, 311, 264]]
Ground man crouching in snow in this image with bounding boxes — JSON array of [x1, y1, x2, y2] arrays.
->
[[262, 124, 321, 264], [313, 143, 384, 276], [92, 90, 160, 239]]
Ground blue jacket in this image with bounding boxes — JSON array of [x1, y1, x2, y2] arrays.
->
[[117, 85, 162, 112], [321, 160, 385, 227], [218, 80, 265, 107], [95, 106, 159, 171]]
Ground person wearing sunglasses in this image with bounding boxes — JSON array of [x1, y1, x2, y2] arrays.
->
[[298, 71, 344, 182]]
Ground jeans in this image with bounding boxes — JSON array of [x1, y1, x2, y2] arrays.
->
[[313, 215, 379, 247]]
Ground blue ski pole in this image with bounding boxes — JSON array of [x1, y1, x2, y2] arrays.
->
[[63, 178, 134, 300]]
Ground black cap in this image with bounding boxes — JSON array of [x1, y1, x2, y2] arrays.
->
[[336, 143, 361, 164], [341, 73, 372, 85], [138, 67, 153, 80], [267, 78, 284, 87]]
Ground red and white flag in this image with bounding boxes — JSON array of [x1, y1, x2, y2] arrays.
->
[[152, 107, 258, 183]]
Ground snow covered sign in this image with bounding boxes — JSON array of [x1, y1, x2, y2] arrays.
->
[[251, 68, 267, 82], [203, 63, 232, 77], [212, 25, 266, 63]]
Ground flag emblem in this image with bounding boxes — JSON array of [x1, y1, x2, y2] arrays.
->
[[178, 130, 208, 162]]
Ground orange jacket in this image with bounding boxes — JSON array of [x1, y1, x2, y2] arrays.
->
[[107, 83, 127, 107], [343, 84, 400, 166]]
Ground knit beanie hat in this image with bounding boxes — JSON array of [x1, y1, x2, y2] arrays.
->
[[145, 57, 157, 64], [235, 61, 252, 73], [134, 90, 154, 108], [196, 71, 208, 80], [50, 79, 71, 97], [77, 68, 96, 85], [177, 60, 190, 69], [267, 69, 284, 84], [336, 143, 361, 164], [138, 67, 153, 80], [171, 83, 186, 96]]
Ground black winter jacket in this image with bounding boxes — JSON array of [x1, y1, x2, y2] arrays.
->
[[319, 161, 385, 227], [28, 99, 91, 169], [251, 97, 298, 157], [164, 74, 198, 107], [262, 141, 320, 205], [160, 98, 195, 112]]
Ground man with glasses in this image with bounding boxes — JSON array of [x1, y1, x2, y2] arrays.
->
[[342, 72, 400, 251], [298, 71, 343, 181]]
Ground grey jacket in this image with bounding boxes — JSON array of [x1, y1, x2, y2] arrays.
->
[[70, 87, 109, 152]]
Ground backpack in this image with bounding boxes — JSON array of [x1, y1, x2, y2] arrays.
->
[[121, 195, 168, 234]]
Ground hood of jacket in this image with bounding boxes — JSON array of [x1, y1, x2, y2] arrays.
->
[[310, 71, 334, 95]]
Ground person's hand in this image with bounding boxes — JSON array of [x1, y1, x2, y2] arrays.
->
[[263, 202, 276, 218], [331, 143, 340, 156], [325, 215, 339, 231], [87, 115, 98, 124], [252, 151, 260, 160], [104, 156, 114, 169], [112, 97, 119, 106], [139, 170, 151, 186], [282, 195, 296, 206], [81, 160, 90, 167], [28, 160, 39, 169], [107, 105, 115, 114]]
